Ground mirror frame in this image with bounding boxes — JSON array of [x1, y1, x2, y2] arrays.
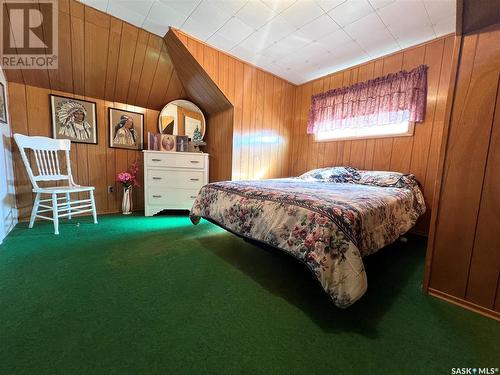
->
[[158, 99, 206, 141]]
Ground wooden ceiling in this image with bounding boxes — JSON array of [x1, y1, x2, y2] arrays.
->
[[2, 0, 185, 110]]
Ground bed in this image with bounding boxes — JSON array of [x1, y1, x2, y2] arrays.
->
[[189, 167, 426, 308]]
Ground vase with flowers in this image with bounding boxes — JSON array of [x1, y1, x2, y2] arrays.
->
[[117, 161, 140, 215]]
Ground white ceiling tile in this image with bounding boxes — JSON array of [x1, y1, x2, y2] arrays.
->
[[261, 0, 296, 13], [395, 23, 435, 49], [343, 11, 386, 40], [328, 0, 374, 27], [248, 53, 275, 66], [319, 28, 352, 46], [235, 1, 276, 29], [344, 12, 398, 55], [298, 14, 340, 40], [110, 0, 154, 16], [142, 18, 170, 36], [207, 0, 248, 15], [433, 15, 455, 36], [377, 1, 431, 33], [274, 32, 311, 51], [258, 15, 296, 41], [188, 1, 235, 26], [82, 0, 109, 12], [315, 0, 346, 12], [207, 33, 239, 50], [367, 0, 394, 11], [216, 16, 254, 43], [230, 44, 258, 60], [235, 29, 275, 52], [147, 1, 189, 28], [182, 14, 226, 40], [280, 1, 325, 28], [158, 0, 201, 15], [424, 0, 455, 25], [330, 39, 367, 59], [107, 1, 153, 26], [300, 41, 330, 59]]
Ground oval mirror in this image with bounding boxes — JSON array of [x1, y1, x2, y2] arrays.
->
[[158, 99, 206, 141]]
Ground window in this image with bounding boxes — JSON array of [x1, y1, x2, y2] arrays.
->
[[307, 65, 427, 142], [314, 111, 415, 142]]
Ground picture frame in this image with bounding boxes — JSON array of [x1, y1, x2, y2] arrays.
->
[[0, 82, 7, 124], [50, 94, 97, 144], [160, 134, 176, 152], [108, 108, 144, 150], [176, 135, 189, 152]]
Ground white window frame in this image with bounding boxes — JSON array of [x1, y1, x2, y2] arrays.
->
[[314, 120, 415, 142]]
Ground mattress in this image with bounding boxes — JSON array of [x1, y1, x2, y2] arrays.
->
[[190, 173, 426, 308]]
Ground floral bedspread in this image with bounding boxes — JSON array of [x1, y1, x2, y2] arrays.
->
[[190, 175, 425, 308]]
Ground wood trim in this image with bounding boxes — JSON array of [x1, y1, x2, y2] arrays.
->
[[428, 288, 500, 321], [423, 35, 463, 291]]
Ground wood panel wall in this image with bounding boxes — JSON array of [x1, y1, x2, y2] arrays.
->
[[172, 29, 296, 181], [5, 0, 187, 221], [289, 35, 455, 233], [9, 83, 163, 221], [2, 0, 185, 110], [426, 26, 500, 320]]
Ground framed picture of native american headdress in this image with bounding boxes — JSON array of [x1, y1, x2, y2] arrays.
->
[[50, 94, 98, 144]]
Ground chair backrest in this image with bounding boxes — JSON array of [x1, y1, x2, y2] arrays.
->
[[14, 134, 75, 189]]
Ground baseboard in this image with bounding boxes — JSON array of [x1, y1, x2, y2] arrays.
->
[[428, 288, 500, 321]]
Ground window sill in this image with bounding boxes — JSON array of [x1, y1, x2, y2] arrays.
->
[[313, 122, 415, 143]]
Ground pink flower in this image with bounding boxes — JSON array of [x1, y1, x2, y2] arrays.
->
[[117, 161, 141, 188]]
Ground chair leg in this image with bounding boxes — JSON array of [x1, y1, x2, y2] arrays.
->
[[90, 190, 98, 224], [52, 193, 59, 235], [29, 193, 41, 229], [66, 192, 72, 220]]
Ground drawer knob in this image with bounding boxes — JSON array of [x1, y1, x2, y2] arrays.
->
[[152, 177, 162, 180], [190, 178, 200, 181], [190, 160, 200, 164], [152, 195, 162, 198], [190, 196, 197, 199], [152, 158, 161, 162]]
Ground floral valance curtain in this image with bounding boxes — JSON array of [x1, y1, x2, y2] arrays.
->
[[307, 64, 428, 134]]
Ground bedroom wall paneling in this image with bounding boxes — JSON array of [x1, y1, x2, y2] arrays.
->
[[425, 25, 500, 320], [289, 35, 455, 234], [2, 0, 185, 110], [171, 29, 295, 181], [8, 83, 161, 221]]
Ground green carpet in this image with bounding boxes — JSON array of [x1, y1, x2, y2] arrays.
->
[[0, 214, 498, 375]]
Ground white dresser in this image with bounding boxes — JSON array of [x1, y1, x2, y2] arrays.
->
[[143, 151, 209, 216]]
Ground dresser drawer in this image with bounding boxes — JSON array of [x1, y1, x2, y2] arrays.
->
[[147, 169, 205, 188], [145, 153, 205, 169], [147, 187, 200, 207]]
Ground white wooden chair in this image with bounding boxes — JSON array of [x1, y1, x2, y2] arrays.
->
[[14, 134, 97, 235]]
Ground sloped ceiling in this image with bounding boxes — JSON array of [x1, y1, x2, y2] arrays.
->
[[163, 29, 232, 115], [2, 0, 185, 110], [80, 0, 455, 85]]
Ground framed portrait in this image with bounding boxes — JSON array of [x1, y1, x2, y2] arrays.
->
[[160, 134, 176, 152], [109, 108, 144, 150], [0, 83, 7, 124], [176, 135, 189, 152], [50, 94, 97, 144]]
